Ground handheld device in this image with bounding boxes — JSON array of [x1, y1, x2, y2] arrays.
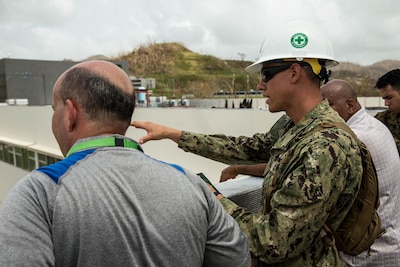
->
[[197, 172, 221, 195]]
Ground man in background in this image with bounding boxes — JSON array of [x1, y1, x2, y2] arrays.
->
[[374, 69, 400, 154], [321, 79, 400, 266], [0, 60, 251, 267]]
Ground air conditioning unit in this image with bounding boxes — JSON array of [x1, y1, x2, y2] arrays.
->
[[215, 176, 263, 213]]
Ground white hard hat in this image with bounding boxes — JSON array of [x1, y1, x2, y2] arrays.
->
[[245, 20, 339, 74]]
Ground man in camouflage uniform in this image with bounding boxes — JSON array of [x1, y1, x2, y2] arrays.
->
[[132, 20, 362, 266], [374, 69, 400, 155]]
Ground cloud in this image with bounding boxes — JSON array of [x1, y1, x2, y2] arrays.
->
[[0, 0, 399, 66], [0, 0, 74, 25]]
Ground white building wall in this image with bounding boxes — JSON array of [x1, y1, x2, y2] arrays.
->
[[0, 97, 386, 202]]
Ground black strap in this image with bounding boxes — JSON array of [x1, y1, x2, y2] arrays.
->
[[115, 137, 124, 147]]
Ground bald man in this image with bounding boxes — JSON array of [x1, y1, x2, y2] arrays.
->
[[0, 60, 251, 267], [321, 79, 400, 266]]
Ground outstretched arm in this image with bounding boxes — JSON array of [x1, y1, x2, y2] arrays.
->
[[130, 121, 183, 144], [220, 163, 267, 182]]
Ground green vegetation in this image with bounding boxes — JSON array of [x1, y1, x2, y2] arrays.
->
[[116, 42, 259, 98], [115, 42, 396, 99]]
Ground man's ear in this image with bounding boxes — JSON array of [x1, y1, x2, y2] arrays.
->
[[347, 98, 356, 114], [289, 64, 302, 83], [65, 99, 77, 132]]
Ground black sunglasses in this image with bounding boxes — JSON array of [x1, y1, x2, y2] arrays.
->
[[260, 64, 293, 83], [260, 62, 312, 83]]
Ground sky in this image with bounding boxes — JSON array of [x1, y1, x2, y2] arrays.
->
[[1, 0, 399, 66]]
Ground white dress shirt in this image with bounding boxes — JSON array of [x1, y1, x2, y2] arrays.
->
[[341, 108, 400, 266]]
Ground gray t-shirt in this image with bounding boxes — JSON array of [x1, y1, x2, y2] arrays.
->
[[0, 136, 250, 267]]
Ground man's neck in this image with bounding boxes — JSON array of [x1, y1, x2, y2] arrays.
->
[[288, 98, 323, 124]]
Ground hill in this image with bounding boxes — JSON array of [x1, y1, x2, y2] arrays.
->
[[113, 42, 400, 98], [330, 60, 400, 96], [115, 42, 254, 98]]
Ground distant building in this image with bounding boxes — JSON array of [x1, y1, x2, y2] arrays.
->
[[130, 76, 156, 89], [0, 58, 129, 105], [213, 90, 262, 97]]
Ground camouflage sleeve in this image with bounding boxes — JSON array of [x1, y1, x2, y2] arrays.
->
[[177, 131, 275, 165], [219, 141, 359, 264], [373, 111, 385, 122], [177, 115, 293, 165], [394, 137, 400, 155], [375, 111, 400, 155]]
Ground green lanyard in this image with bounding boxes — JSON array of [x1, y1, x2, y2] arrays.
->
[[66, 137, 143, 158]]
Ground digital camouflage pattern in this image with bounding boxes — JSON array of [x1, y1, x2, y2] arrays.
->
[[374, 110, 400, 155], [178, 100, 363, 266], [179, 114, 293, 165]]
